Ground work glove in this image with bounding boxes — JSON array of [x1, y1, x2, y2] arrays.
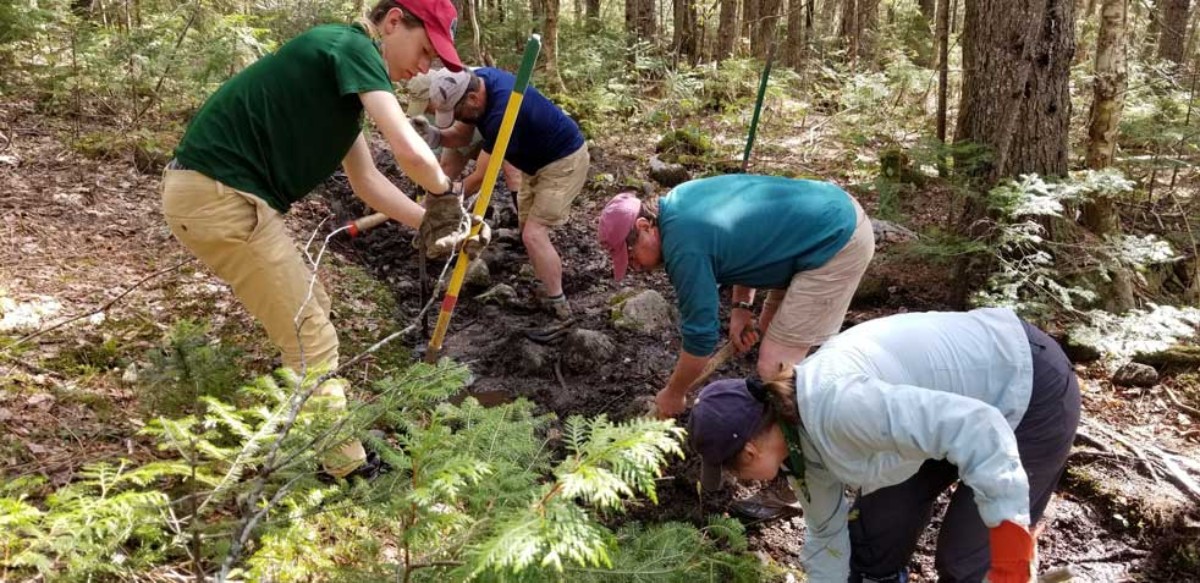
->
[[409, 116, 443, 149], [416, 185, 466, 258], [462, 215, 491, 259], [986, 520, 1035, 583]]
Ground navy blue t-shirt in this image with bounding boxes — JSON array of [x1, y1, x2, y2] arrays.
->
[[475, 67, 584, 175]]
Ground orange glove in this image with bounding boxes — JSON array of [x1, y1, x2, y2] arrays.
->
[[988, 520, 1035, 583]]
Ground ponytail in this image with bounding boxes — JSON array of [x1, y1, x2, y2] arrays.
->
[[746, 376, 801, 429]]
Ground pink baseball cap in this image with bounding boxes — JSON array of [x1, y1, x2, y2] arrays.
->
[[394, 0, 463, 72], [598, 191, 642, 281]]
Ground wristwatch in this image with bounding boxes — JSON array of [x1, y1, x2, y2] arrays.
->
[[733, 301, 754, 312]]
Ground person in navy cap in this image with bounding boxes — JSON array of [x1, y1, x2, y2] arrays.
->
[[688, 308, 1080, 583]]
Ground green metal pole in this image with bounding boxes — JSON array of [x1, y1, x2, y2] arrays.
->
[[742, 39, 777, 172]]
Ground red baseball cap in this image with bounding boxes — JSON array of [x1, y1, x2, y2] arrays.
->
[[394, 0, 463, 72], [598, 191, 642, 281]]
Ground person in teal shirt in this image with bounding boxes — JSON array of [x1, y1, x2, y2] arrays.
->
[[598, 175, 875, 418]]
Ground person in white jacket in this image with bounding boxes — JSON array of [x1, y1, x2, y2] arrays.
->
[[687, 308, 1081, 583]]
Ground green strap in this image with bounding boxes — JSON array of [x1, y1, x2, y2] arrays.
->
[[779, 421, 808, 501]]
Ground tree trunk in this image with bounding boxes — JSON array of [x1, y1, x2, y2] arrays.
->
[[856, 0, 878, 61], [674, 0, 699, 60], [542, 0, 566, 91], [531, 0, 545, 25], [786, 0, 806, 66], [1158, 0, 1191, 63], [936, 0, 950, 143], [840, 0, 858, 58], [952, 0, 1076, 304], [717, 0, 739, 57], [744, 0, 761, 51], [919, 0, 935, 25], [1085, 0, 1128, 174], [586, 0, 601, 29], [1008, 0, 1075, 178], [756, 0, 781, 58], [638, 0, 657, 36], [821, 0, 839, 36], [955, 0, 1074, 184], [1082, 0, 1136, 311]]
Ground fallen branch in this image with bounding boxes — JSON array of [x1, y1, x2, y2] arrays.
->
[[1145, 444, 1200, 505], [1163, 385, 1200, 420], [1083, 420, 1160, 482], [7, 258, 196, 351]]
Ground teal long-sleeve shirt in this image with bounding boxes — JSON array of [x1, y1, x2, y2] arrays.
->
[[658, 175, 858, 356]]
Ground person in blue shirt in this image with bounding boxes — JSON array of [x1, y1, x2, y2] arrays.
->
[[686, 308, 1081, 583], [417, 67, 589, 325], [598, 175, 874, 418]]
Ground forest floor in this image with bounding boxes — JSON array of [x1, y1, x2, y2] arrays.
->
[[2, 97, 1199, 581]]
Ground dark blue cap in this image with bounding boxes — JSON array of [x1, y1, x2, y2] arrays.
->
[[687, 378, 767, 491]]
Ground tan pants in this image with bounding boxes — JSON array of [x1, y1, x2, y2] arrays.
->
[[161, 169, 365, 477], [763, 199, 875, 347], [518, 143, 590, 227]]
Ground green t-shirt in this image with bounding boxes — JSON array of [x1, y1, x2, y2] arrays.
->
[[175, 24, 394, 213]]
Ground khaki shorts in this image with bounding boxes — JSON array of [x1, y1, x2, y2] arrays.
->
[[518, 143, 590, 227], [161, 168, 364, 475], [762, 199, 874, 347]]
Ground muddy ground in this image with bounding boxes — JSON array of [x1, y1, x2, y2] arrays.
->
[[315, 142, 1198, 582], [2, 98, 1196, 580]]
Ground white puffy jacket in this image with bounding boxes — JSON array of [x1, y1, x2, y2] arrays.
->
[[788, 307, 1034, 582]]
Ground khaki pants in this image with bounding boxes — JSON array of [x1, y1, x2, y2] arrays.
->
[[517, 143, 590, 227], [763, 199, 875, 347], [161, 169, 365, 477]]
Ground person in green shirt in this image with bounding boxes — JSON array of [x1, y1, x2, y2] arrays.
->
[[162, 0, 483, 480]]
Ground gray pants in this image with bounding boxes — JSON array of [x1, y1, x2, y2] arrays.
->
[[847, 322, 1082, 583]]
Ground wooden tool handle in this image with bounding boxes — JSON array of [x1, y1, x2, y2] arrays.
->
[[687, 340, 739, 394], [347, 213, 388, 237]]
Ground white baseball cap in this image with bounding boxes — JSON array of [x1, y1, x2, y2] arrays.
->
[[429, 68, 473, 128]]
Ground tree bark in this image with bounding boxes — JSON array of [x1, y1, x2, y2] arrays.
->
[[755, 0, 781, 58], [952, 0, 1076, 304], [674, 0, 699, 60], [856, 0, 878, 61], [1158, 0, 1192, 63], [744, 0, 761, 50], [1082, 0, 1135, 311], [586, 0, 601, 28], [919, 0, 935, 25], [936, 0, 950, 143], [542, 0, 566, 91], [840, 0, 858, 58], [717, 0, 739, 57], [786, 0, 807, 66]]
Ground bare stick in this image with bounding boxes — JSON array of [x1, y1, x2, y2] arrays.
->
[[1163, 385, 1200, 420], [7, 258, 195, 351]]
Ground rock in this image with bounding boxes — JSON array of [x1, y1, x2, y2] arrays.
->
[[516, 340, 551, 375], [648, 154, 690, 188], [871, 219, 918, 248], [493, 227, 522, 244], [611, 289, 675, 333], [518, 264, 537, 280], [1133, 346, 1200, 370], [1061, 337, 1102, 364], [475, 284, 518, 306], [464, 258, 490, 289], [561, 328, 617, 373], [852, 272, 890, 307], [1112, 362, 1159, 388]]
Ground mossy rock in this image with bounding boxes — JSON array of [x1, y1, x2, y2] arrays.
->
[[1133, 345, 1200, 373], [656, 127, 714, 163], [879, 146, 925, 186]]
